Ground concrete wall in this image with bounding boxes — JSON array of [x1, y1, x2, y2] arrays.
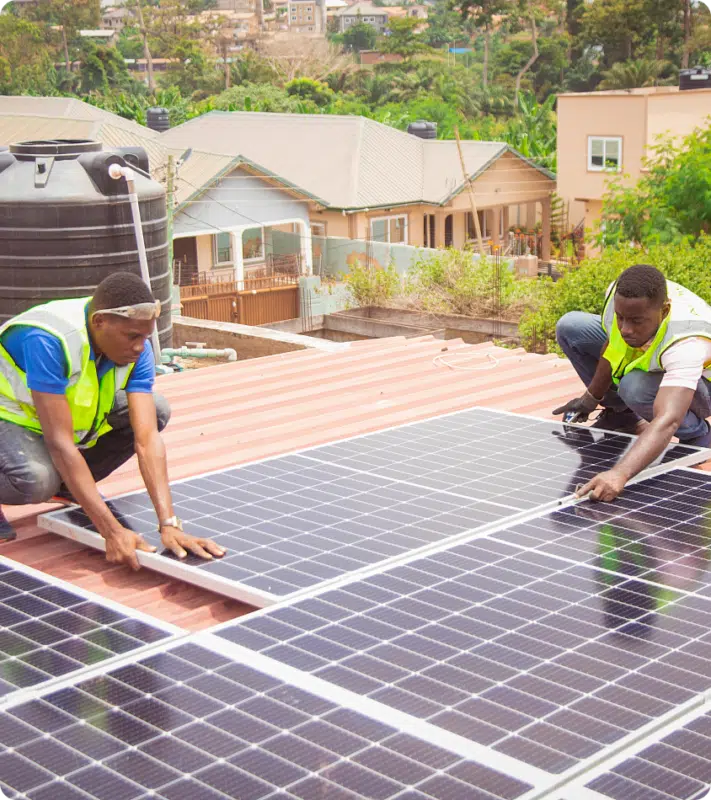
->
[[174, 165, 311, 238]]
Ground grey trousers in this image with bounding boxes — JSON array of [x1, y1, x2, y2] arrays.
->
[[0, 391, 170, 506]]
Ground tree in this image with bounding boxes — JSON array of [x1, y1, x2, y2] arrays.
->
[[78, 39, 133, 93], [343, 20, 377, 52], [599, 58, 668, 89], [452, 0, 511, 89], [598, 127, 711, 246], [380, 16, 429, 58], [285, 76, 334, 105], [0, 15, 55, 95]]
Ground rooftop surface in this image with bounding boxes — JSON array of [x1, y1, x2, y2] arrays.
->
[[2, 335, 584, 630]]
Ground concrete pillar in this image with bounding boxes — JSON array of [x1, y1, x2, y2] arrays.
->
[[502, 206, 510, 235], [452, 212, 466, 250], [526, 202, 537, 231], [541, 196, 552, 263], [300, 221, 313, 275]]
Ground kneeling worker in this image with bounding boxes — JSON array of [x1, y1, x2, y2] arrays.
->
[[0, 272, 225, 569], [554, 264, 711, 501]]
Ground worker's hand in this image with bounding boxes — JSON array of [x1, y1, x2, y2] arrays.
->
[[160, 526, 227, 561], [104, 526, 157, 571], [553, 390, 601, 423], [576, 470, 627, 503]]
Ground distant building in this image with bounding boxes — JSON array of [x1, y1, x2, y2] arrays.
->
[[288, 0, 325, 32], [334, 2, 389, 33]]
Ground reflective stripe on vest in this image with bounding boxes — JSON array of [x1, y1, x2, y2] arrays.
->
[[601, 279, 711, 384], [0, 297, 135, 448]]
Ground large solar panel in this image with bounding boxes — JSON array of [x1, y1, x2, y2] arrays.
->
[[38, 408, 709, 607], [213, 530, 711, 782], [0, 556, 177, 707], [0, 636, 543, 800]]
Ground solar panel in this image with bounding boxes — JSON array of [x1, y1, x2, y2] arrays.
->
[[38, 408, 709, 607], [0, 636, 541, 800], [570, 703, 711, 800], [0, 556, 177, 706], [213, 531, 711, 780], [491, 467, 711, 598]]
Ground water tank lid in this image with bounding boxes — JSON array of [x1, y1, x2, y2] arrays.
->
[[10, 139, 103, 158]]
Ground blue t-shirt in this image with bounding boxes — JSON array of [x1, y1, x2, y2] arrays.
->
[[1, 325, 155, 395]]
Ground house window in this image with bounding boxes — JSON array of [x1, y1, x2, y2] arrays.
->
[[242, 227, 265, 261], [307, 15, 312, 20], [423, 214, 435, 248], [588, 136, 622, 171], [311, 222, 326, 238], [212, 232, 232, 265], [371, 214, 408, 244]]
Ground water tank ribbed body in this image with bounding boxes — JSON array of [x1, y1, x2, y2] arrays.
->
[[0, 139, 172, 348]]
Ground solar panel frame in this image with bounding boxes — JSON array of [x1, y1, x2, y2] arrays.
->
[[37, 408, 711, 608], [0, 556, 181, 709], [0, 631, 551, 800]]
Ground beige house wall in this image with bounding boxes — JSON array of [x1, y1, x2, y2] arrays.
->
[[646, 89, 711, 146], [557, 94, 647, 208]]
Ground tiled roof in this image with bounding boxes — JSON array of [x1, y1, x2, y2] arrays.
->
[[3, 335, 584, 630], [160, 111, 555, 209]]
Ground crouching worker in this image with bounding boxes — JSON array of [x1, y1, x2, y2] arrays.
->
[[0, 272, 225, 569], [554, 264, 711, 502]]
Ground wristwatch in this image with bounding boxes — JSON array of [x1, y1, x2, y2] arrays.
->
[[160, 516, 183, 531]]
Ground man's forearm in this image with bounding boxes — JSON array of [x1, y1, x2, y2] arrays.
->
[[614, 417, 677, 482], [587, 355, 613, 401], [46, 443, 121, 537], [135, 431, 174, 523]]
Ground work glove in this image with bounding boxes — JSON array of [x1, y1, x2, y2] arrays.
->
[[552, 390, 601, 423]]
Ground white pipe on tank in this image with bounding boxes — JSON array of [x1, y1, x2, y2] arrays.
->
[[108, 163, 162, 366]]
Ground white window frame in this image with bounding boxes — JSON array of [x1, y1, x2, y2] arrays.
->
[[588, 136, 622, 172], [212, 231, 233, 266], [370, 214, 408, 244], [311, 222, 326, 237]]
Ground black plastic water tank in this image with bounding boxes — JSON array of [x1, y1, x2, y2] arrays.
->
[[0, 139, 172, 348], [407, 120, 437, 140], [146, 107, 170, 133], [679, 66, 711, 90]]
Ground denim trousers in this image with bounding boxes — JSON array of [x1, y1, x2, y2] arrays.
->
[[556, 311, 711, 442], [0, 391, 170, 506]]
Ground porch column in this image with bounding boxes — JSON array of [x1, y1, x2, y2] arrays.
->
[[491, 208, 501, 250], [526, 202, 537, 231], [502, 206, 510, 236], [300, 221, 313, 275], [232, 231, 244, 286], [541, 196, 552, 263], [435, 210, 446, 248]]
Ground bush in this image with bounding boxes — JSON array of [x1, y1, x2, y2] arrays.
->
[[518, 238, 711, 352], [402, 249, 549, 319], [343, 261, 401, 307]]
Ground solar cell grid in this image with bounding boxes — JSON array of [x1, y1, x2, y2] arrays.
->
[[216, 533, 711, 778], [38, 409, 708, 606], [0, 558, 174, 705], [0, 640, 536, 800], [491, 468, 711, 598], [577, 705, 711, 800]]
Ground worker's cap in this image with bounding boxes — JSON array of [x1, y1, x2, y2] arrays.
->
[[92, 300, 161, 321]]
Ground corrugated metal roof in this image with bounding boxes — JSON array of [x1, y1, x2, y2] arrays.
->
[[3, 336, 586, 630], [161, 111, 554, 210]]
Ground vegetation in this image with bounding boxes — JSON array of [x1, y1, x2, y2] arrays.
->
[[343, 261, 402, 307], [519, 238, 711, 352]]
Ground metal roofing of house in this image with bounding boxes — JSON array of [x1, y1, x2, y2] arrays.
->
[[160, 111, 555, 210], [3, 335, 587, 631], [333, 1, 388, 14]]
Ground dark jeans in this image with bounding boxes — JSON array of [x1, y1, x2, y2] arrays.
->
[[556, 311, 711, 441], [0, 391, 170, 506]]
